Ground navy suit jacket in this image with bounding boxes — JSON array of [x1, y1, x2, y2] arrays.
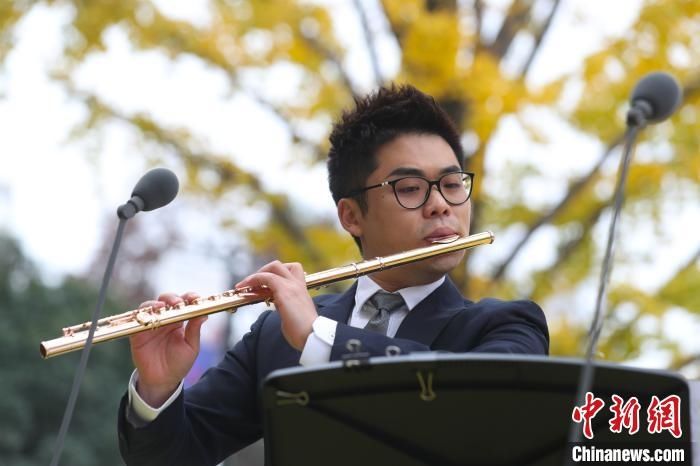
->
[[118, 278, 549, 465]]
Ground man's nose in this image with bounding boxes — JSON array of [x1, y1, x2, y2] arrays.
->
[[423, 185, 450, 216]]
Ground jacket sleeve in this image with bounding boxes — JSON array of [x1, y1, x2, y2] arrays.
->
[[118, 311, 273, 466], [329, 323, 430, 360], [467, 299, 549, 355]]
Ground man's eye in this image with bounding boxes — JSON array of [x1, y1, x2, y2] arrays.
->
[[442, 182, 462, 190], [397, 185, 421, 194]]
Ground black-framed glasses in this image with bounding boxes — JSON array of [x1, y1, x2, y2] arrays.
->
[[345, 171, 474, 209]]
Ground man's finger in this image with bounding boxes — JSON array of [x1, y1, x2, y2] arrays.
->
[[285, 262, 305, 281], [184, 316, 207, 350], [257, 260, 295, 279], [181, 291, 200, 304], [157, 292, 184, 307], [138, 300, 165, 310]]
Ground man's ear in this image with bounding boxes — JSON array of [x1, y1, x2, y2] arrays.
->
[[337, 198, 364, 238]]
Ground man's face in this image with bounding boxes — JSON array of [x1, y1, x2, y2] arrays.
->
[[341, 133, 472, 289]]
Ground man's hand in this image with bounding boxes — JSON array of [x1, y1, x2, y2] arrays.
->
[[129, 292, 207, 408], [235, 261, 317, 351]]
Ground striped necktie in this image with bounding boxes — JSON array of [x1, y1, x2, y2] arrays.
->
[[360, 291, 407, 335]]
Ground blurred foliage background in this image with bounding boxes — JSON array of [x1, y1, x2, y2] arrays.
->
[[0, 235, 132, 465], [1, 0, 699, 464]]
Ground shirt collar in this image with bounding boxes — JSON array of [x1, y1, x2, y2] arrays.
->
[[355, 274, 446, 311]]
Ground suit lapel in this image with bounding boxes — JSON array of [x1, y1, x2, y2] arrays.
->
[[315, 281, 357, 324], [395, 277, 467, 346], [313, 278, 468, 347]]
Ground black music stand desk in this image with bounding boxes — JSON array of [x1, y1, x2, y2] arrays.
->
[[262, 354, 693, 465]]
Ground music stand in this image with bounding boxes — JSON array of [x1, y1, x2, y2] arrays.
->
[[262, 354, 692, 465]]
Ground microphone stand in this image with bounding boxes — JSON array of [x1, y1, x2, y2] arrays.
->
[[566, 110, 648, 451], [49, 218, 127, 466], [47, 167, 178, 465]]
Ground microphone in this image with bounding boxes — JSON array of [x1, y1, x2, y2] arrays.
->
[[567, 73, 683, 456], [117, 167, 179, 219], [626, 71, 682, 127], [50, 168, 179, 466]]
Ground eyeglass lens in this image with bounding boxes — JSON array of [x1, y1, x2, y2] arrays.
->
[[394, 173, 471, 208]]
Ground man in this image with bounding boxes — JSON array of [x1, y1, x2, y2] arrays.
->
[[118, 84, 549, 465]]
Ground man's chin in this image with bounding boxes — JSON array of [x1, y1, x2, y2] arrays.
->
[[426, 251, 465, 274]]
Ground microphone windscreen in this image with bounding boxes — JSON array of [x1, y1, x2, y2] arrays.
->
[[131, 168, 179, 211], [630, 72, 682, 123]]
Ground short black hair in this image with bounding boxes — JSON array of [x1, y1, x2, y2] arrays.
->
[[327, 84, 464, 211]]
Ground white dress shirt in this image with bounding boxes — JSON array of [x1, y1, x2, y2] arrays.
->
[[299, 274, 444, 365], [128, 274, 445, 423]]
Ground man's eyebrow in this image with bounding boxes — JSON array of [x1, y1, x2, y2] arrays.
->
[[386, 165, 462, 178]]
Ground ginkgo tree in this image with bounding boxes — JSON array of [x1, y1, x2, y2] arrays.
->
[[2, 0, 699, 372]]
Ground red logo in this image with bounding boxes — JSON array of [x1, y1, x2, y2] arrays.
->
[[572, 392, 605, 439], [572, 393, 683, 439], [647, 395, 682, 438], [609, 394, 641, 434]]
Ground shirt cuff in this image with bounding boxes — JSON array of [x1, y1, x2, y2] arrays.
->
[[299, 316, 337, 367], [127, 369, 183, 426]]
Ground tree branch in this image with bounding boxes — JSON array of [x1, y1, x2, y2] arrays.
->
[[492, 72, 700, 282], [472, 0, 484, 57], [68, 88, 326, 267], [525, 202, 605, 300], [520, 0, 562, 78], [351, 0, 383, 87], [492, 132, 625, 281], [377, 0, 402, 46], [669, 353, 700, 371], [239, 85, 327, 161], [486, 0, 532, 59], [301, 35, 360, 100]]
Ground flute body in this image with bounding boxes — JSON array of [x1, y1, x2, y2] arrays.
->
[[40, 231, 494, 358]]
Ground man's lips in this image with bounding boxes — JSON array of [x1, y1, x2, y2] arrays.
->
[[430, 234, 460, 244], [424, 228, 459, 243]]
